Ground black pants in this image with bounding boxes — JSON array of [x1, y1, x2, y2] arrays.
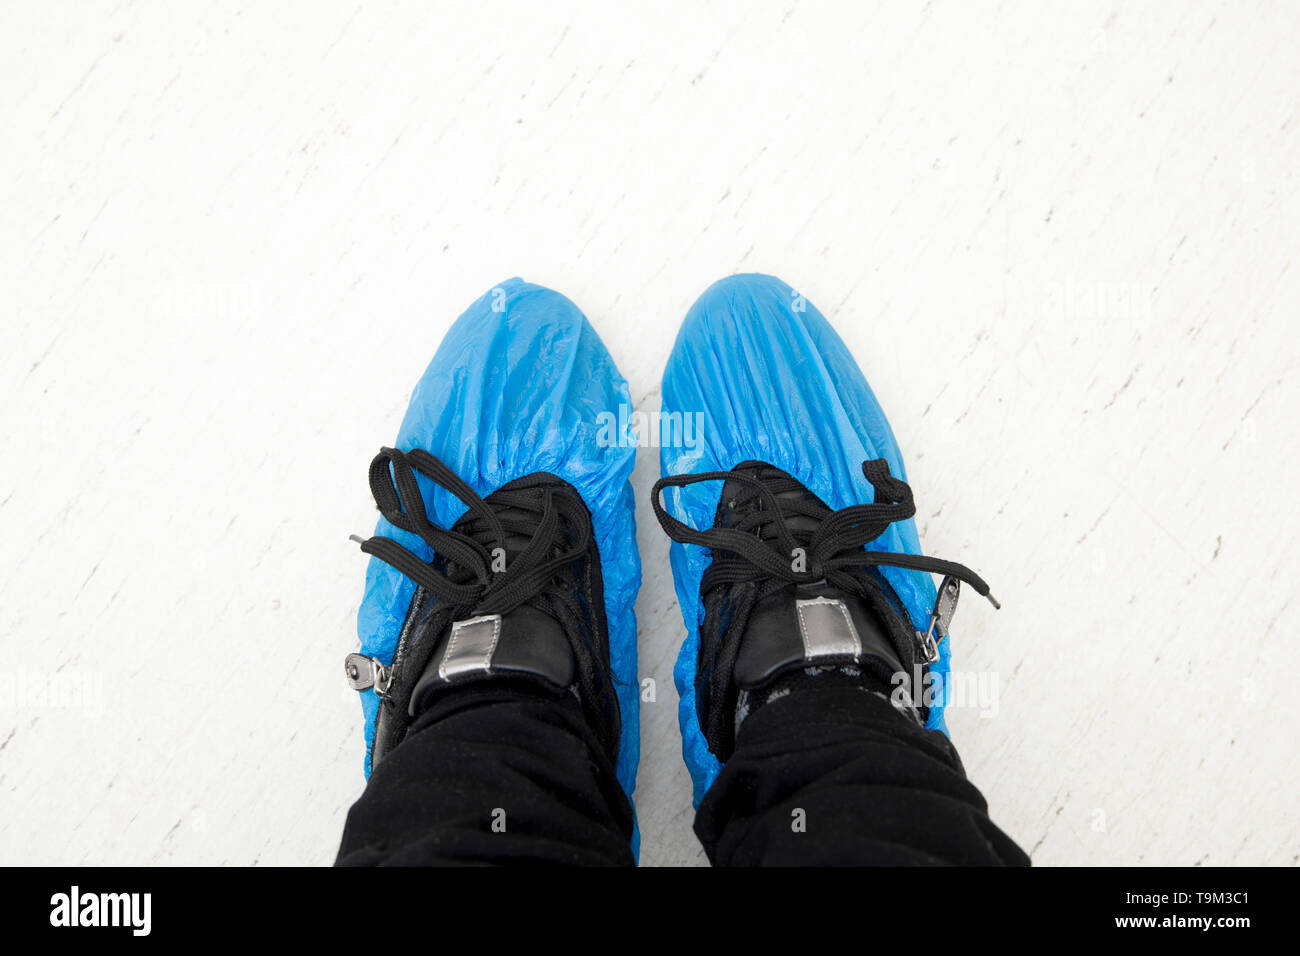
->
[[336, 679, 1029, 866]]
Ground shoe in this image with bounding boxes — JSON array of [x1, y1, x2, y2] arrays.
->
[[652, 274, 998, 803], [344, 279, 641, 809]]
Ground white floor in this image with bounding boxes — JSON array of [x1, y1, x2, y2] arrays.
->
[[2, 1, 1298, 867]]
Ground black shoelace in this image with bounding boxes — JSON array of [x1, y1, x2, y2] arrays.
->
[[651, 457, 1000, 617], [357, 447, 594, 617]]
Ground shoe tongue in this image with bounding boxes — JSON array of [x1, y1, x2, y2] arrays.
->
[[733, 579, 909, 691], [714, 462, 917, 687], [778, 512, 822, 538], [407, 604, 576, 718], [449, 490, 552, 569], [718, 473, 827, 540]]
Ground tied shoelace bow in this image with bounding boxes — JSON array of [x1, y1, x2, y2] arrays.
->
[[352, 447, 594, 620], [651, 458, 1000, 611]]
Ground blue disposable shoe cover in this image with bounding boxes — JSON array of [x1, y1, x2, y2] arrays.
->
[[355, 278, 641, 815], [659, 274, 947, 805]]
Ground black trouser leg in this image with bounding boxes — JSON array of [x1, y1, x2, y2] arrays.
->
[[694, 684, 1030, 866], [336, 685, 635, 866]]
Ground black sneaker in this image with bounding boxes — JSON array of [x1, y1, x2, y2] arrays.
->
[[347, 447, 621, 769], [652, 457, 998, 762]]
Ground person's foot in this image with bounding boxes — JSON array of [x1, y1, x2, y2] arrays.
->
[[653, 274, 997, 802], [345, 279, 640, 803]]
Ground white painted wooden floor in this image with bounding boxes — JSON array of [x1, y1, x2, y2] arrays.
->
[[2, 1, 1297, 866]]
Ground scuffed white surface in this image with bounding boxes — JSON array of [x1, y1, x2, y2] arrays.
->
[[1, 0, 1297, 866]]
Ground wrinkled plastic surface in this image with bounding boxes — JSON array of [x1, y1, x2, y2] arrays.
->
[[659, 274, 946, 806], [356, 278, 641, 810]]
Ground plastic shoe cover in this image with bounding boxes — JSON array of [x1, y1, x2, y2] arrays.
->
[[354, 278, 641, 813], [659, 273, 945, 805]]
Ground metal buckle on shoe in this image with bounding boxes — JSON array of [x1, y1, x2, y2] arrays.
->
[[344, 653, 390, 697], [918, 575, 962, 664]]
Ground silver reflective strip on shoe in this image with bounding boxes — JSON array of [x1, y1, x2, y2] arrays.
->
[[438, 614, 503, 680], [794, 597, 862, 661]]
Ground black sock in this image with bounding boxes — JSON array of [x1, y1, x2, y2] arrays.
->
[[736, 660, 921, 735]]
